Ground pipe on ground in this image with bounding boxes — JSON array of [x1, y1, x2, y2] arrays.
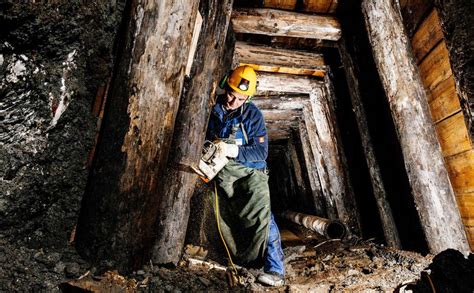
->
[[282, 210, 346, 239]]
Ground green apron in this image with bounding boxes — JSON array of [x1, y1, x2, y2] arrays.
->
[[214, 160, 271, 264]]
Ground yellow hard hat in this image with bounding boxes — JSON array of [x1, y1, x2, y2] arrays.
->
[[227, 65, 257, 96]]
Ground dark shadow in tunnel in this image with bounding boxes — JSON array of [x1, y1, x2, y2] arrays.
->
[[337, 2, 429, 254]]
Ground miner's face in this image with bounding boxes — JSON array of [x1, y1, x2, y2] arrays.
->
[[224, 90, 248, 110]]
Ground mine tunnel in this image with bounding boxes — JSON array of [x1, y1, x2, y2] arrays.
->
[[1, 0, 474, 291]]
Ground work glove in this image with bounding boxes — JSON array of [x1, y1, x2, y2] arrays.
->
[[215, 141, 239, 158]]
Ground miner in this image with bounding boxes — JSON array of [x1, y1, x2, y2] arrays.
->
[[206, 65, 285, 286]]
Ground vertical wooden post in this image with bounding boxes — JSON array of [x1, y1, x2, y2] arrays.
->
[[75, 0, 200, 271], [362, 0, 469, 253], [339, 39, 401, 248], [303, 87, 362, 235], [151, 0, 234, 264], [297, 120, 327, 216]]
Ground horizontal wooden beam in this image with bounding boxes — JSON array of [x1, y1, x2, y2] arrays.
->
[[267, 128, 293, 140], [263, 0, 338, 13], [261, 109, 302, 121], [253, 95, 309, 110], [234, 41, 326, 76], [257, 72, 323, 94], [231, 8, 341, 41]]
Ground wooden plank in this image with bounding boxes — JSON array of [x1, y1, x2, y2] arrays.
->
[[263, 0, 338, 13], [456, 193, 474, 226], [261, 109, 302, 121], [446, 149, 474, 195], [252, 95, 308, 110], [231, 8, 341, 41], [428, 76, 461, 123], [234, 41, 325, 68], [257, 72, 323, 94], [234, 41, 326, 77], [400, 0, 433, 37], [362, 0, 469, 253], [434, 112, 471, 157], [303, 0, 332, 13], [263, 0, 296, 10], [411, 9, 443, 62], [243, 63, 326, 77], [419, 41, 453, 92], [465, 227, 474, 251]]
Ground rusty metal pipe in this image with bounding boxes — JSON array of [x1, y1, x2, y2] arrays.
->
[[282, 210, 346, 239]]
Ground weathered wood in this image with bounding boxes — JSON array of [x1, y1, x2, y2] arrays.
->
[[399, 0, 433, 37], [267, 128, 292, 140], [76, 0, 200, 271], [411, 9, 443, 62], [298, 120, 327, 216], [288, 140, 309, 204], [252, 95, 308, 110], [457, 193, 474, 226], [338, 38, 401, 248], [419, 41, 452, 92], [445, 150, 474, 195], [257, 72, 323, 94], [434, 112, 471, 157], [234, 42, 325, 71], [261, 109, 302, 121], [242, 64, 325, 77], [362, 0, 469, 253], [436, 0, 474, 144], [265, 119, 300, 130], [231, 8, 341, 41], [263, 0, 338, 13], [151, 0, 234, 265], [429, 76, 461, 123]]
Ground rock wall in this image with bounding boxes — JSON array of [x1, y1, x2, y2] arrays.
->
[[0, 1, 125, 248]]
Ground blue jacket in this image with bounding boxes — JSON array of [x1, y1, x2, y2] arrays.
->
[[206, 95, 268, 170]]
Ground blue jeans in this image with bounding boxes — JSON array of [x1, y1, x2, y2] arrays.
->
[[264, 213, 285, 277]]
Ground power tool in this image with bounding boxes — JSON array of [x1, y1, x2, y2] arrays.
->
[[192, 141, 229, 182]]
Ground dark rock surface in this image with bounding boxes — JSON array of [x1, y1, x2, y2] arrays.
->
[[0, 1, 124, 249]]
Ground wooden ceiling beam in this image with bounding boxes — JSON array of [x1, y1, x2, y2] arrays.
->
[[234, 41, 326, 76], [234, 41, 325, 69], [261, 109, 302, 121], [263, 0, 338, 13], [253, 95, 309, 110], [257, 72, 323, 94], [231, 8, 341, 41]]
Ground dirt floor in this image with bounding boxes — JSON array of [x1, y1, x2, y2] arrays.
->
[[0, 227, 443, 292]]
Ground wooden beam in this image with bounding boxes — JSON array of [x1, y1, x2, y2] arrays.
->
[[257, 72, 323, 94], [231, 8, 341, 41], [261, 109, 302, 121], [75, 0, 201, 271], [253, 95, 308, 110], [339, 37, 401, 248], [234, 41, 326, 76], [362, 0, 469, 253], [151, 0, 234, 265], [263, 0, 338, 13]]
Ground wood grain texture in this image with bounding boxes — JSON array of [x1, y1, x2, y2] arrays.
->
[[76, 0, 200, 271], [428, 76, 461, 122], [257, 72, 323, 94], [362, 0, 469, 253], [446, 149, 474, 195], [231, 8, 341, 41], [419, 41, 452, 92], [411, 9, 443, 62], [456, 193, 474, 226], [434, 112, 471, 157], [234, 41, 326, 76], [151, 0, 234, 265]]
